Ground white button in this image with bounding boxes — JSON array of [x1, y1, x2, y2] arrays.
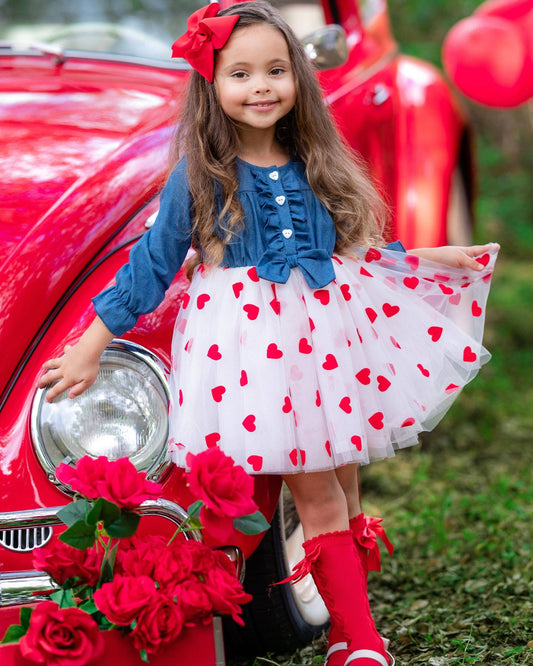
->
[[282, 228, 293, 238], [269, 171, 279, 180], [275, 195, 286, 206]]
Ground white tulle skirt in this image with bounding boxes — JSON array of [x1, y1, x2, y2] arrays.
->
[[168, 245, 498, 474]]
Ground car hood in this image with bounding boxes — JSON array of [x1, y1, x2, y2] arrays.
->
[[0, 56, 186, 393]]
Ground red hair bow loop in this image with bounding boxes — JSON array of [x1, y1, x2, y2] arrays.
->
[[171, 3, 239, 82]]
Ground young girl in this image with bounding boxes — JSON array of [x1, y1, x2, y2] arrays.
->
[[39, 3, 499, 665]]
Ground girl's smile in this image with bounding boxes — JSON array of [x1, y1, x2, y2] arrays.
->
[[214, 23, 296, 137]]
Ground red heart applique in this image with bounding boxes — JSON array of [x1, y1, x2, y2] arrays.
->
[[449, 293, 461, 305], [401, 417, 415, 427], [184, 338, 193, 353], [207, 344, 222, 360], [340, 284, 352, 301], [428, 326, 443, 342], [445, 383, 460, 394], [339, 396, 352, 414], [247, 455, 263, 472], [365, 307, 378, 323], [270, 298, 281, 315], [403, 276, 419, 289], [282, 396, 292, 413], [377, 375, 391, 392], [322, 354, 338, 370], [365, 248, 382, 262], [383, 303, 400, 317], [243, 304, 259, 320], [368, 412, 384, 430], [325, 440, 332, 457], [314, 289, 330, 305], [247, 267, 259, 282], [242, 414, 256, 432], [438, 284, 454, 295], [463, 346, 477, 362], [333, 256, 343, 265], [176, 318, 187, 334], [205, 432, 221, 447], [471, 301, 482, 317], [360, 266, 373, 278], [476, 253, 490, 267], [232, 282, 244, 298], [405, 254, 419, 269], [390, 336, 401, 349], [299, 338, 312, 354], [178, 389, 183, 406], [351, 435, 362, 450], [211, 386, 226, 402], [434, 273, 450, 282], [417, 363, 430, 377], [181, 293, 191, 309], [240, 370, 248, 386], [289, 448, 306, 467], [197, 293, 210, 309], [356, 368, 371, 385], [316, 390, 321, 407], [267, 343, 283, 359], [309, 317, 316, 332], [482, 273, 492, 283]]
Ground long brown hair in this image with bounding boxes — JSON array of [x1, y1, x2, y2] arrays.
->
[[170, 0, 387, 266]]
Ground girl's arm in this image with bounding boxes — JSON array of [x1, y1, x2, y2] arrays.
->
[[407, 243, 499, 271], [38, 316, 115, 402]]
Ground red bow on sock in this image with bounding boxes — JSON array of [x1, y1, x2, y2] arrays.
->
[[358, 516, 395, 572], [171, 3, 239, 82]]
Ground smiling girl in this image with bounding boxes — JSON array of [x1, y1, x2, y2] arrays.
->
[[39, 3, 498, 665]]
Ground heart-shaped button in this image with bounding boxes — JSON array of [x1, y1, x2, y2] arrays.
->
[[269, 171, 279, 180], [282, 228, 293, 238], [275, 195, 285, 206]]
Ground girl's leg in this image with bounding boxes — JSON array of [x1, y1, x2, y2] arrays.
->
[[335, 463, 362, 519], [282, 471, 391, 666]]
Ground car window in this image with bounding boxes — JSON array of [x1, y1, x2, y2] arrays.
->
[[0, 0, 206, 62]]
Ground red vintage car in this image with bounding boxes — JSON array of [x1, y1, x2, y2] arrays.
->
[[0, 0, 473, 657]]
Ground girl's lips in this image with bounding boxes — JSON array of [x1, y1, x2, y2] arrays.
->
[[246, 101, 278, 110]]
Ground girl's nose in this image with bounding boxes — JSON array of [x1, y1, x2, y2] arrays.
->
[[254, 78, 271, 93]]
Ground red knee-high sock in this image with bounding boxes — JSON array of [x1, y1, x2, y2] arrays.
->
[[325, 516, 394, 665], [284, 530, 388, 666]]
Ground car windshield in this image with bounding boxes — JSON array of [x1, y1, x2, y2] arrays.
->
[[0, 0, 207, 63]]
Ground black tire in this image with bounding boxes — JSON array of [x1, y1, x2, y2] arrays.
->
[[224, 498, 329, 657]]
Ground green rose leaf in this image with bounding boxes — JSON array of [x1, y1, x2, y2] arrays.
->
[[187, 500, 203, 519], [59, 519, 97, 550], [57, 500, 92, 527], [20, 606, 32, 630], [50, 588, 76, 609], [89, 498, 121, 527], [105, 510, 140, 538], [79, 598, 98, 614], [233, 511, 270, 535], [1, 623, 27, 644]]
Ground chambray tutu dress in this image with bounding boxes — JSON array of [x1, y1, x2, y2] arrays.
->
[[93, 157, 498, 476]]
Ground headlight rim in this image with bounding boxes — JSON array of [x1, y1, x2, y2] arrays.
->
[[31, 339, 172, 494]]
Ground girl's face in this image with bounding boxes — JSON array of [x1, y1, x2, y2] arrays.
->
[[214, 23, 296, 137]]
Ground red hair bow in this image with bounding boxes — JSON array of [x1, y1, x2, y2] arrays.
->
[[171, 3, 239, 82]]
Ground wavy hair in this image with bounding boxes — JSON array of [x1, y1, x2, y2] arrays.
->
[[170, 0, 387, 267]]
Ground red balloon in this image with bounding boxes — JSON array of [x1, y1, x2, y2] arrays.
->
[[475, 0, 533, 22], [442, 14, 532, 107]]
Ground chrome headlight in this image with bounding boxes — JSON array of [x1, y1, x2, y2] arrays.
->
[[31, 341, 170, 486]]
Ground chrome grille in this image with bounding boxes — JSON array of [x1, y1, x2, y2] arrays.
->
[[0, 527, 53, 552]]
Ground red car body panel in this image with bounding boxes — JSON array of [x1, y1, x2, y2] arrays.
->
[[0, 0, 470, 619]]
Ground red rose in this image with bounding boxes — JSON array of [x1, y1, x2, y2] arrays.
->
[[93, 575, 157, 626], [19, 602, 104, 666], [56, 456, 108, 499], [186, 449, 258, 540], [203, 551, 252, 625], [153, 541, 195, 590], [56, 456, 161, 510], [33, 540, 103, 587], [130, 593, 184, 655], [174, 578, 213, 625], [115, 535, 167, 578]]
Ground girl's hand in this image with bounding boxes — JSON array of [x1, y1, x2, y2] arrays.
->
[[39, 342, 101, 403], [408, 243, 499, 271], [38, 315, 115, 403]]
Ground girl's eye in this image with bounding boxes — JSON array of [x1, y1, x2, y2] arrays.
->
[[270, 67, 285, 76], [231, 71, 248, 79]]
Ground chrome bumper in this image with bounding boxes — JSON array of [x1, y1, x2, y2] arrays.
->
[[0, 498, 243, 607]]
